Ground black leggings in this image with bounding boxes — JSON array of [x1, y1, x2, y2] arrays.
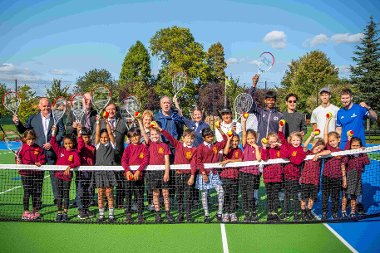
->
[[21, 173, 44, 211], [222, 178, 239, 213], [175, 173, 194, 214], [239, 172, 260, 213], [322, 176, 342, 213], [55, 179, 71, 211], [125, 179, 144, 214], [266, 182, 281, 214], [283, 179, 300, 214]]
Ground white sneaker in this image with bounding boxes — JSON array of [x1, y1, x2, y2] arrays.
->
[[230, 213, 238, 222], [222, 213, 230, 223]]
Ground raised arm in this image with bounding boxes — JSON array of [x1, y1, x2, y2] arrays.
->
[[138, 118, 150, 144], [248, 74, 260, 114], [360, 102, 378, 121], [95, 116, 100, 145], [223, 134, 232, 155], [241, 114, 247, 147], [105, 119, 115, 146], [324, 116, 332, 144], [303, 132, 315, 152]]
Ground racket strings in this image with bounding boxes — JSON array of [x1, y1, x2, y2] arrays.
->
[[3, 93, 21, 114]]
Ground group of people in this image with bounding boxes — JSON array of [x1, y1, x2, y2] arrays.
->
[[12, 74, 378, 223]]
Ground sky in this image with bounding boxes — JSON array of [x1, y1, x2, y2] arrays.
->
[[0, 0, 379, 94]]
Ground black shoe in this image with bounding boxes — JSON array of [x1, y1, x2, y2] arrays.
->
[[251, 212, 259, 222], [216, 213, 223, 223], [357, 203, 365, 215], [267, 213, 273, 222], [125, 213, 133, 224], [341, 211, 348, 219], [155, 212, 162, 223], [301, 210, 308, 221], [97, 216, 104, 223], [166, 211, 174, 224], [322, 212, 328, 221], [62, 212, 68, 222], [272, 213, 280, 222], [204, 216, 211, 223], [176, 213, 184, 223], [350, 213, 357, 220], [55, 213, 62, 222], [306, 209, 314, 220], [109, 216, 115, 224], [70, 202, 77, 208], [293, 213, 300, 222], [86, 210, 94, 218], [332, 212, 338, 220], [186, 213, 193, 223], [244, 212, 251, 223], [137, 214, 145, 224], [280, 212, 289, 220], [78, 212, 88, 220]]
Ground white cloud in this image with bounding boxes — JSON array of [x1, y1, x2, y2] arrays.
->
[[303, 34, 329, 47], [48, 69, 71, 76], [263, 31, 287, 49], [226, 57, 239, 65], [248, 59, 261, 66], [331, 33, 364, 44], [0, 63, 41, 81], [338, 65, 351, 74]]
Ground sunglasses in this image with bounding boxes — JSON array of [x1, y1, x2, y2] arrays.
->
[[287, 100, 297, 103]]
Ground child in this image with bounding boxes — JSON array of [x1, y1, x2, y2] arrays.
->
[[299, 133, 330, 220], [156, 125, 197, 223], [18, 129, 46, 220], [321, 116, 347, 220], [121, 126, 149, 224], [341, 135, 370, 219], [278, 127, 306, 221], [195, 126, 227, 223], [142, 123, 173, 223], [93, 116, 118, 223], [76, 126, 96, 219], [239, 116, 262, 223], [51, 126, 81, 222], [220, 133, 242, 223], [261, 132, 283, 222]]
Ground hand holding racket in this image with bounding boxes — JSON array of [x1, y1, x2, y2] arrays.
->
[[233, 93, 253, 121], [92, 85, 112, 116], [52, 97, 67, 126], [172, 71, 188, 98]]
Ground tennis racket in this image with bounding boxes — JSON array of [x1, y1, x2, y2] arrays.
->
[[2, 91, 21, 116], [172, 71, 188, 98], [52, 96, 67, 125], [0, 124, 22, 161], [70, 93, 85, 123], [233, 93, 253, 121], [92, 85, 112, 115], [256, 52, 275, 75]]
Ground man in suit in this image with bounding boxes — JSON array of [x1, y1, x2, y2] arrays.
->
[[13, 97, 65, 203]]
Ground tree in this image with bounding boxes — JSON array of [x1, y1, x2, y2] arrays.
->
[[17, 84, 38, 122], [206, 42, 227, 83], [0, 83, 8, 117], [351, 16, 380, 111], [150, 26, 208, 112], [46, 79, 70, 101], [279, 50, 339, 112]]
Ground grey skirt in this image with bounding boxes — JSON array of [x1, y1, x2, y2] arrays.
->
[[346, 169, 362, 196], [93, 171, 117, 188]]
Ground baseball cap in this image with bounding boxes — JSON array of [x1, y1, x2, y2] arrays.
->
[[220, 108, 232, 114], [319, 87, 330, 94]]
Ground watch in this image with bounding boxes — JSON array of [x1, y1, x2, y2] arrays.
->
[[368, 107, 372, 111]]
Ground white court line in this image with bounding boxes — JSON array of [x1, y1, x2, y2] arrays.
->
[[0, 175, 50, 195], [220, 223, 229, 253], [323, 224, 358, 253]]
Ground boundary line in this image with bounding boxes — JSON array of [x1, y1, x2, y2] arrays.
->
[[220, 223, 229, 253], [323, 223, 358, 253], [0, 175, 50, 195]]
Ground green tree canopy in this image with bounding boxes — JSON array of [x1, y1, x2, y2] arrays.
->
[[17, 84, 38, 122], [46, 79, 70, 101], [206, 42, 227, 83]]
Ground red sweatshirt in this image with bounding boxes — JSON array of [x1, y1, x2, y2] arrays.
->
[[196, 135, 227, 175], [50, 136, 81, 182], [262, 146, 283, 183], [161, 130, 197, 175], [279, 131, 306, 181], [121, 143, 149, 176], [220, 147, 242, 179], [146, 140, 171, 166], [323, 144, 347, 179], [18, 143, 46, 176], [241, 144, 261, 175], [77, 136, 95, 166], [299, 150, 321, 185]]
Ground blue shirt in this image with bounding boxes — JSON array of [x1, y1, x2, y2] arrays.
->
[[182, 117, 209, 147], [336, 103, 369, 149]]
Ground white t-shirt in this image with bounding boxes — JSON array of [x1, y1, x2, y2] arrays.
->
[[310, 104, 339, 138], [215, 120, 242, 142]]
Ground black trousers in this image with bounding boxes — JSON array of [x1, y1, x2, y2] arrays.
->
[[322, 176, 342, 213], [125, 179, 144, 214], [222, 178, 239, 213], [175, 173, 194, 214], [239, 172, 260, 213], [75, 171, 92, 212], [266, 182, 281, 214], [55, 179, 71, 211], [21, 173, 44, 211], [115, 171, 126, 207], [283, 179, 300, 214]]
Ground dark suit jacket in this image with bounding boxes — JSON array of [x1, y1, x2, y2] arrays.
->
[[65, 109, 97, 136], [16, 112, 65, 164]]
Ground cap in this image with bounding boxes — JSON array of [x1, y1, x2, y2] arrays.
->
[[319, 87, 330, 94], [220, 108, 232, 114]]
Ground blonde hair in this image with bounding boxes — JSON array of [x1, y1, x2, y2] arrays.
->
[[289, 131, 303, 141], [142, 110, 154, 120], [328, 131, 340, 139]]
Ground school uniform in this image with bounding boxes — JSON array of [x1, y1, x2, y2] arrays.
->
[[93, 142, 117, 188], [145, 141, 171, 190], [299, 150, 321, 201]]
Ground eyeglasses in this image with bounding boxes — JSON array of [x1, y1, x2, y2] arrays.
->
[[287, 100, 297, 103]]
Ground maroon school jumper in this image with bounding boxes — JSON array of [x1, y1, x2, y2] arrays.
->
[[278, 131, 306, 181], [50, 136, 81, 182], [323, 144, 347, 179], [262, 147, 283, 183], [146, 140, 171, 166], [345, 141, 370, 173], [18, 143, 46, 176], [299, 150, 321, 186], [161, 130, 197, 175], [121, 143, 149, 176], [240, 144, 262, 175], [77, 136, 95, 166], [196, 135, 227, 175], [220, 148, 242, 179]]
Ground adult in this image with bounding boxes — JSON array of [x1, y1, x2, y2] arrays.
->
[[141, 110, 154, 144], [310, 87, 339, 138], [99, 103, 128, 208], [66, 92, 97, 137], [282, 93, 307, 138], [215, 107, 242, 142], [248, 75, 283, 145], [336, 88, 378, 149], [13, 97, 65, 203], [174, 98, 209, 147]]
